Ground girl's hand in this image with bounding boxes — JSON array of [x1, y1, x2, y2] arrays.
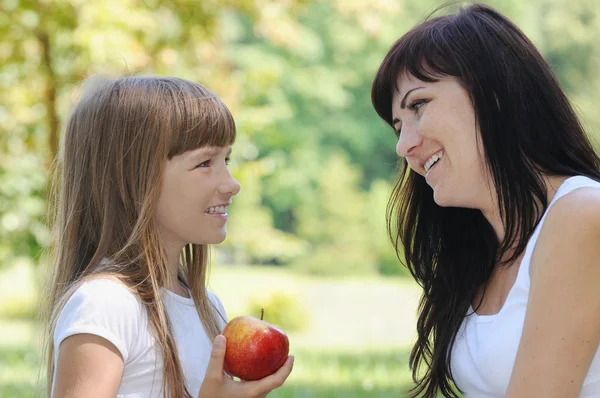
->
[[198, 335, 294, 398]]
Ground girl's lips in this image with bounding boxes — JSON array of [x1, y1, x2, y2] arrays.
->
[[205, 212, 228, 222]]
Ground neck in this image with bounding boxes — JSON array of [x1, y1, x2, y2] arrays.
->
[[480, 174, 570, 242], [164, 241, 189, 297]]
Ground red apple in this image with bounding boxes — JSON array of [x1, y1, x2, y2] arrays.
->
[[222, 309, 290, 381]]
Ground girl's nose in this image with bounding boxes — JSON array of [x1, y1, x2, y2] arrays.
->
[[220, 171, 241, 197]]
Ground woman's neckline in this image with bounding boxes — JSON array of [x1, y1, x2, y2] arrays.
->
[[469, 175, 579, 321]]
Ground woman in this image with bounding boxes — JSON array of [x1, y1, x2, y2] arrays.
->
[[371, 3, 600, 398]]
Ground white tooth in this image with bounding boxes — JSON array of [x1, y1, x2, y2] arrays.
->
[[218, 206, 225, 214], [210, 208, 215, 214], [425, 151, 444, 173]]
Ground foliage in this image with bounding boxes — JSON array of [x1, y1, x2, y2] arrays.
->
[[247, 291, 309, 332], [1, 0, 600, 276], [0, 262, 40, 320], [0, 296, 38, 320]]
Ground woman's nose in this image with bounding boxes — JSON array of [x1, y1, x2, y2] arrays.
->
[[395, 126, 423, 158]]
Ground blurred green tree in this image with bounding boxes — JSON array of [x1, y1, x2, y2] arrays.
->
[[1, 0, 599, 276]]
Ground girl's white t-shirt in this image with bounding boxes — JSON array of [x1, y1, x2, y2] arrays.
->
[[52, 278, 227, 397], [450, 176, 600, 397]]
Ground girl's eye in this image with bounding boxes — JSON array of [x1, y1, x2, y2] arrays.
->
[[196, 157, 231, 168], [394, 127, 401, 138], [408, 99, 428, 112]]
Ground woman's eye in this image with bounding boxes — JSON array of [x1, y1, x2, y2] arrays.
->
[[408, 99, 427, 112]]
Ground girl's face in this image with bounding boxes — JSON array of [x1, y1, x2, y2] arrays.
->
[[156, 145, 241, 250], [392, 71, 493, 210]]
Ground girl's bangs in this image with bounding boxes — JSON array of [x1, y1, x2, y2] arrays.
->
[[168, 87, 236, 158]]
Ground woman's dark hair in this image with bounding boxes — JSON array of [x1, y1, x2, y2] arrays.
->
[[371, 3, 600, 397]]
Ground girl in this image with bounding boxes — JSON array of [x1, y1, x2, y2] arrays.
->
[[371, 3, 600, 398], [42, 76, 294, 397]]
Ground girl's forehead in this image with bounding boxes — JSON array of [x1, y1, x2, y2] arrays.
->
[[188, 145, 232, 157]]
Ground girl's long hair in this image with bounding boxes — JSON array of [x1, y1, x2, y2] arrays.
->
[[371, 3, 600, 397], [42, 76, 235, 397]]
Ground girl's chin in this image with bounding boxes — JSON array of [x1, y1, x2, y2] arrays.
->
[[189, 234, 227, 246]]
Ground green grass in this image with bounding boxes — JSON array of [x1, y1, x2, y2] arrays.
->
[[0, 343, 42, 398], [0, 319, 45, 398], [270, 347, 415, 397], [0, 336, 415, 398], [0, 264, 424, 397], [209, 264, 421, 350]]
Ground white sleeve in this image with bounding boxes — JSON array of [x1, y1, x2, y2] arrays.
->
[[53, 279, 144, 363], [207, 291, 228, 329]]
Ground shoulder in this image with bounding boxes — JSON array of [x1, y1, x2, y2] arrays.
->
[[546, 185, 600, 226], [506, 185, 600, 395], [62, 277, 143, 315], [76, 275, 139, 297], [531, 184, 600, 278], [54, 277, 147, 362], [206, 290, 228, 324], [206, 289, 221, 304]]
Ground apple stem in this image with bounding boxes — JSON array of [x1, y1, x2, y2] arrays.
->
[[261, 308, 264, 321]]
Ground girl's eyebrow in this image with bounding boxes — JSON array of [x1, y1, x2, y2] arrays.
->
[[190, 146, 232, 159], [191, 147, 220, 158]]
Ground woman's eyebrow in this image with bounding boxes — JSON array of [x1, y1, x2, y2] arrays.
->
[[392, 87, 426, 127], [400, 87, 425, 109]]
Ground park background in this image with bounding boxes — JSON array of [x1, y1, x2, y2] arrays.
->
[[1, 0, 599, 396]]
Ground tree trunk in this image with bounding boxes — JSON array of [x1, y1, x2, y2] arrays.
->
[[37, 29, 59, 166]]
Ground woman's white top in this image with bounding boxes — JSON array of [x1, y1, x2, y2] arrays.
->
[[451, 175, 600, 397], [52, 278, 227, 397]]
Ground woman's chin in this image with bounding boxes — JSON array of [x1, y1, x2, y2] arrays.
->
[[432, 190, 454, 207]]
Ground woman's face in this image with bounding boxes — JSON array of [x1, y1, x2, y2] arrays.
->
[[156, 145, 241, 250], [392, 71, 493, 209]]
